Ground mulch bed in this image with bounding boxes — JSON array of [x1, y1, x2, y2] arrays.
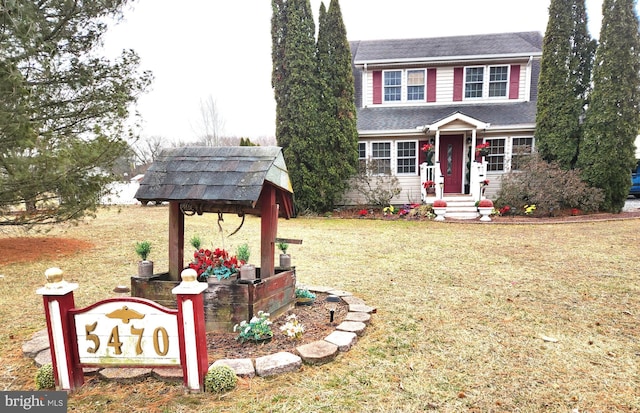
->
[[206, 293, 349, 360], [330, 207, 640, 223]]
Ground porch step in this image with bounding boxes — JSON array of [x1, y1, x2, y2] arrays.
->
[[441, 198, 479, 220]]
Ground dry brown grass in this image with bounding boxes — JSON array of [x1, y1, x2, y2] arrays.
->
[[1, 205, 639, 412]]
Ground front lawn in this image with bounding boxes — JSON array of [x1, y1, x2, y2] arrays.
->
[[1, 205, 638, 412]]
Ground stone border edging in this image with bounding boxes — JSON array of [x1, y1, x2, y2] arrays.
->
[[22, 285, 375, 383]]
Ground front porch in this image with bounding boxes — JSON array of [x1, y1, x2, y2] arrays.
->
[[420, 159, 489, 220]]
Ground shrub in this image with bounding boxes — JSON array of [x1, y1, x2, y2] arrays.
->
[[35, 363, 55, 390], [233, 311, 273, 343], [204, 365, 237, 393], [496, 153, 604, 216], [349, 160, 402, 207], [407, 204, 434, 219]]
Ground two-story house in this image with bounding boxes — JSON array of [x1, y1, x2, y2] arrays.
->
[[347, 31, 543, 217]]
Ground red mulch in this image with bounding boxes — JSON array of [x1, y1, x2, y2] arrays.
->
[[0, 237, 94, 266]]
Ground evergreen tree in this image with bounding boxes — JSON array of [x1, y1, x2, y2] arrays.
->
[[272, 0, 357, 212], [0, 0, 152, 227], [577, 0, 640, 212], [272, 0, 321, 212], [315, 0, 359, 211], [536, 0, 595, 169]]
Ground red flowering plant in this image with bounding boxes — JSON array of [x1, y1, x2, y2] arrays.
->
[[358, 208, 368, 217], [422, 143, 434, 153], [422, 180, 435, 189], [475, 142, 490, 153], [189, 248, 244, 281]]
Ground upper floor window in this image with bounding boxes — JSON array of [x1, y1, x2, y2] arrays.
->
[[384, 71, 401, 102], [371, 142, 391, 174], [484, 138, 505, 171], [407, 70, 425, 101], [511, 137, 534, 170], [465, 67, 484, 98], [489, 66, 508, 97], [465, 65, 509, 99], [396, 141, 417, 174]]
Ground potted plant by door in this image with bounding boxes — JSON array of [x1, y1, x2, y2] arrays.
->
[[432, 199, 447, 221], [477, 198, 494, 222], [135, 241, 153, 277], [277, 242, 291, 268], [237, 243, 255, 280]]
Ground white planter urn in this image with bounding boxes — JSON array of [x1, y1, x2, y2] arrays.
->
[[433, 207, 446, 221], [478, 207, 493, 221]]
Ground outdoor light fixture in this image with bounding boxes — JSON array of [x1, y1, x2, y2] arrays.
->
[[325, 294, 340, 324]]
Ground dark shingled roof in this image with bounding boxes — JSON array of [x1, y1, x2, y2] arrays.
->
[[357, 101, 538, 131], [135, 146, 293, 214], [352, 32, 542, 64]]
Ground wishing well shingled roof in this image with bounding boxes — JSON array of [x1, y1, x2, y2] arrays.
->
[[134, 146, 292, 208]]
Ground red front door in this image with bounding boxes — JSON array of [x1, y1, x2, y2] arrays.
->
[[439, 135, 464, 193]]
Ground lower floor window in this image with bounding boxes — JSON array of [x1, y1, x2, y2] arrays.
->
[[396, 141, 416, 174], [371, 142, 391, 174], [511, 137, 534, 170], [484, 138, 505, 171]]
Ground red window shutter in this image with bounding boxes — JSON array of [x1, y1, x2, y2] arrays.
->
[[509, 64, 521, 99], [453, 67, 463, 101], [427, 68, 436, 102], [373, 71, 382, 104]]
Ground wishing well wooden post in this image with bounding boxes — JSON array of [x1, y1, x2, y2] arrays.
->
[[36, 268, 84, 391]]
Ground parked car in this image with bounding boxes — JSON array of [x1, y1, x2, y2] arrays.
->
[[631, 160, 640, 198]]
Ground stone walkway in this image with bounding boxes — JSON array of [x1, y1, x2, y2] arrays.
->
[[22, 286, 375, 383]]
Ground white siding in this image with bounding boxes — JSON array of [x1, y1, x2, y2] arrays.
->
[[436, 67, 454, 104]]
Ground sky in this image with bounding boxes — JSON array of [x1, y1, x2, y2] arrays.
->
[[102, 0, 609, 144]]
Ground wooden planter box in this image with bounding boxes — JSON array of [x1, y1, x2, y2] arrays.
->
[[131, 268, 296, 332]]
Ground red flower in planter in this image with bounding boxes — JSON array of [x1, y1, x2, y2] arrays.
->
[[475, 142, 490, 153], [422, 143, 434, 152], [433, 199, 447, 207], [189, 248, 244, 281], [423, 180, 435, 189], [478, 199, 494, 208]]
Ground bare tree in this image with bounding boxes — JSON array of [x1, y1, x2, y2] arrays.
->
[[193, 95, 226, 146], [132, 135, 166, 166]]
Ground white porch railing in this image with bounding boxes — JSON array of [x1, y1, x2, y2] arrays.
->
[[420, 160, 488, 203]]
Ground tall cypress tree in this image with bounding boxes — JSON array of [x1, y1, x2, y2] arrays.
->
[[271, 0, 320, 212], [315, 0, 358, 211], [536, 0, 595, 169], [577, 0, 640, 212], [272, 0, 357, 212]]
